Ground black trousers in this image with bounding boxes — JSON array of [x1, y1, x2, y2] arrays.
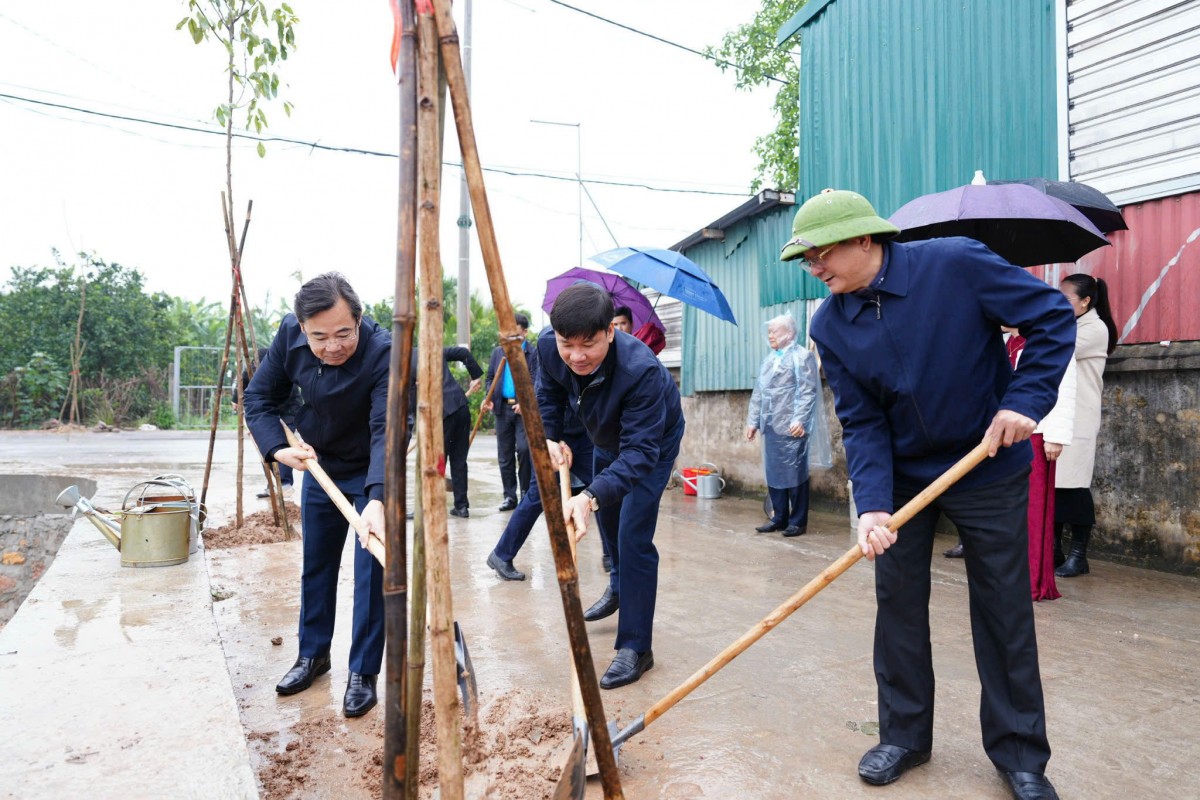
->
[[444, 405, 471, 510], [874, 468, 1050, 773], [494, 408, 530, 502]]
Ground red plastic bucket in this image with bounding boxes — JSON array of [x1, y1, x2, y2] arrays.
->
[[680, 467, 712, 496]]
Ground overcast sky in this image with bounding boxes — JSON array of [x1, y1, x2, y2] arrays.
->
[[1, 1, 781, 332]]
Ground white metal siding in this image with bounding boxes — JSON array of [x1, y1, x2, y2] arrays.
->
[[1067, 0, 1200, 204]]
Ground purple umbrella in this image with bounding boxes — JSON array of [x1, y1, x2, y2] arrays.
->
[[889, 182, 1110, 266], [543, 267, 665, 333]]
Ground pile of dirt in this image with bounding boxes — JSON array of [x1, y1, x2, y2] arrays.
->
[[203, 503, 301, 549], [255, 689, 576, 799]]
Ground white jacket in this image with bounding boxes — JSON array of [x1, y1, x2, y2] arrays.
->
[[1009, 335, 1077, 446]]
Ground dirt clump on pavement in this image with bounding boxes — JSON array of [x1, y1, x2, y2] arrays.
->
[[203, 503, 301, 549], [254, 689, 577, 799]]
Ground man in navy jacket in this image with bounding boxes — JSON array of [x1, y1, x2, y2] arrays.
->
[[244, 272, 390, 719], [781, 190, 1074, 800], [538, 283, 685, 689]]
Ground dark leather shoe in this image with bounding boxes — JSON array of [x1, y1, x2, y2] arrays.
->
[[487, 551, 526, 581], [599, 648, 653, 689], [944, 543, 965, 558], [498, 497, 517, 511], [601, 554, 613, 573], [857, 743, 931, 785], [583, 588, 619, 621], [1001, 771, 1059, 800], [343, 672, 378, 717], [255, 488, 270, 499], [782, 526, 806, 537], [449, 506, 469, 518], [755, 522, 784, 533], [275, 653, 331, 695]]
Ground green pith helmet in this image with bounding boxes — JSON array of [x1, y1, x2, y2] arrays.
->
[[780, 189, 901, 261]]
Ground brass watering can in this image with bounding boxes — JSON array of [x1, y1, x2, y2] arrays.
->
[[56, 477, 200, 568]]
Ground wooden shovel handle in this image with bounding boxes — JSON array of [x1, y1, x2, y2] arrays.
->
[[468, 356, 506, 449], [280, 421, 387, 566], [639, 440, 992, 732], [560, 463, 587, 721]]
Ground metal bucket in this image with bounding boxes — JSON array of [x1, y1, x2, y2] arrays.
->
[[134, 475, 203, 555]]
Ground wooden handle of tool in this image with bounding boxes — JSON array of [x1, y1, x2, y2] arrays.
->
[[280, 422, 387, 566], [559, 463, 588, 720], [468, 356, 505, 449], [639, 440, 991, 731]]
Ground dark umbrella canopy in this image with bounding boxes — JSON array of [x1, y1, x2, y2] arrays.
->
[[588, 246, 737, 324], [543, 267, 664, 333], [989, 177, 1128, 233], [889, 183, 1110, 267]]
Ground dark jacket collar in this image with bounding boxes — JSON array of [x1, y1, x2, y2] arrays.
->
[[841, 241, 911, 321]]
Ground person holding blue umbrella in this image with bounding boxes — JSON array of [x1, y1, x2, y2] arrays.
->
[[782, 189, 1074, 800], [538, 282, 685, 689]]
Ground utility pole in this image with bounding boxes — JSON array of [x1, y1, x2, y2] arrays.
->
[[455, 0, 473, 347]]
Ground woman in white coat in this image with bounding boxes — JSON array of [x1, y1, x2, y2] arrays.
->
[[1055, 274, 1118, 578]]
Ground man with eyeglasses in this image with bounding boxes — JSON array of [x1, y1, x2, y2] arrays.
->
[[244, 272, 392, 719], [781, 190, 1074, 800]]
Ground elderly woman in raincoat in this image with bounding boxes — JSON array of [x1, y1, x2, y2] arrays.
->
[[745, 313, 826, 536]]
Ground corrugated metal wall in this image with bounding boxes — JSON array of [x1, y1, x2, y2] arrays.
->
[[681, 207, 818, 395], [1067, 0, 1200, 206], [796, 0, 1058, 216], [1030, 190, 1200, 344]]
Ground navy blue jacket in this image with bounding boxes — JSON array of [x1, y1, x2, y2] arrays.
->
[[245, 314, 391, 502], [536, 327, 683, 508], [409, 346, 483, 419], [810, 237, 1075, 514]]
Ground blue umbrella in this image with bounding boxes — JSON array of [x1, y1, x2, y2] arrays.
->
[[588, 246, 737, 324]]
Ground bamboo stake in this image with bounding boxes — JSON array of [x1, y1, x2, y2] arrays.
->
[[385, 0, 419, 794], [429, 1, 623, 796], [467, 355, 504, 448], [199, 280, 239, 514], [405, 464, 427, 795], [416, 8, 463, 798]]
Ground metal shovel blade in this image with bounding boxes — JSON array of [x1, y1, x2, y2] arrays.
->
[[453, 621, 479, 716], [552, 719, 588, 800], [585, 720, 623, 776]]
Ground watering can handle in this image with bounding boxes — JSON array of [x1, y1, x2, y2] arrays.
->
[[699, 462, 720, 473], [122, 480, 193, 511]]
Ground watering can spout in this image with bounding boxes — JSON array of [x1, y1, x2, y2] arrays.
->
[[56, 485, 122, 550]]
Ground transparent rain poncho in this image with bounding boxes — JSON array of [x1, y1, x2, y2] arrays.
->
[[746, 315, 833, 488]]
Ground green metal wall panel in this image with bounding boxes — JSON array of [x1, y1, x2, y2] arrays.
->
[[793, 0, 1058, 217], [681, 206, 818, 396]]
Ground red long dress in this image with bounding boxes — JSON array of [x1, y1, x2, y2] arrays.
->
[[1008, 335, 1061, 601]]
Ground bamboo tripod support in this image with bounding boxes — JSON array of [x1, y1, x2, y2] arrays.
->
[[429, 0, 623, 796], [415, 8, 464, 799]]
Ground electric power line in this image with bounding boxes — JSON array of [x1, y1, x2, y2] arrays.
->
[[0, 90, 751, 198]]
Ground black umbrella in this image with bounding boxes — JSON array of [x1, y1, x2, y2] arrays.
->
[[889, 182, 1110, 267], [988, 177, 1128, 233]]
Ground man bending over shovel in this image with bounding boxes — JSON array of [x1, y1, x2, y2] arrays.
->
[[244, 272, 391, 718], [782, 190, 1074, 800], [538, 282, 685, 689]]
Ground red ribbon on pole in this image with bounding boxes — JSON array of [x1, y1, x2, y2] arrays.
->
[[389, 0, 402, 73]]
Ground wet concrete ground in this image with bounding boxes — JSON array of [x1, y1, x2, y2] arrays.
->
[[2, 429, 1199, 798]]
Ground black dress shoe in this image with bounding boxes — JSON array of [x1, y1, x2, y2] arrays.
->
[[601, 554, 613, 573], [1000, 771, 1059, 800], [583, 588, 619, 621], [782, 526, 806, 537], [755, 522, 784, 533], [857, 743, 931, 785], [343, 672, 378, 717], [487, 551, 526, 581], [275, 653, 332, 695], [944, 543, 965, 558], [449, 506, 469, 518], [255, 488, 270, 499], [599, 648, 653, 689], [498, 497, 517, 512]]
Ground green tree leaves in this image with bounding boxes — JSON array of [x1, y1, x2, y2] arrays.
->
[[706, 0, 807, 192]]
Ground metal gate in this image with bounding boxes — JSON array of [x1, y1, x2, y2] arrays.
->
[[171, 347, 235, 429]]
